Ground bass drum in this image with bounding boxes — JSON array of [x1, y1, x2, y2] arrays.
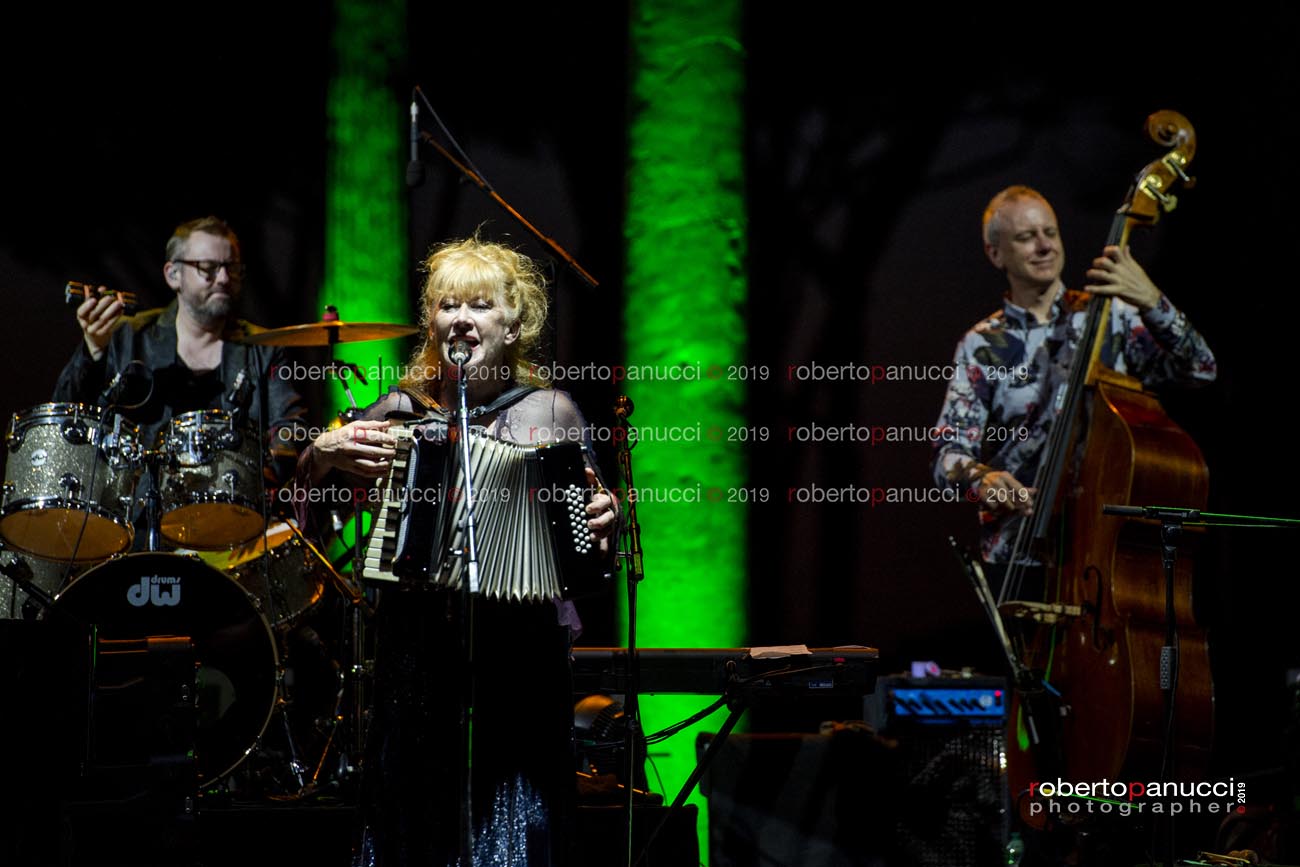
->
[[52, 553, 278, 789]]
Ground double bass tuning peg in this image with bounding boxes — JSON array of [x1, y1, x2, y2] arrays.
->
[[1161, 154, 1195, 188], [1144, 186, 1179, 212]]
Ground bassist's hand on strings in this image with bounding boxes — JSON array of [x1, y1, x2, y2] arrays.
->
[[977, 469, 1036, 516], [1084, 244, 1161, 311]]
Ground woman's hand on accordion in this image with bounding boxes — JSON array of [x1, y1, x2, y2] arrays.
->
[[585, 467, 619, 557], [310, 419, 397, 482]]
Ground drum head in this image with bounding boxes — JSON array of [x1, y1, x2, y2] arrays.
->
[[0, 507, 130, 562], [53, 553, 278, 787], [159, 502, 265, 550]]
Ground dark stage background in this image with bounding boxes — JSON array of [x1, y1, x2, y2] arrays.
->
[[3, 0, 1298, 847]]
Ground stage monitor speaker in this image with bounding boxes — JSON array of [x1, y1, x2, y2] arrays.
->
[[700, 728, 900, 866], [701, 708, 1009, 866], [1, 619, 88, 867], [573, 804, 699, 867]]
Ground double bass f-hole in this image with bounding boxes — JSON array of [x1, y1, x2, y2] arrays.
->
[[1080, 564, 1109, 650]]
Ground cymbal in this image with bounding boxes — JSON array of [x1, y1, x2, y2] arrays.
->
[[233, 319, 419, 346]]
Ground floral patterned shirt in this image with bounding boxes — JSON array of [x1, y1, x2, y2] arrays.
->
[[931, 287, 1216, 562]]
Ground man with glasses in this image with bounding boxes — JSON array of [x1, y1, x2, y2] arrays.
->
[[52, 215, 307, 534]]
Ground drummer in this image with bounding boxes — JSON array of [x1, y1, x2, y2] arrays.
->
[[51, 216, 308, 541]]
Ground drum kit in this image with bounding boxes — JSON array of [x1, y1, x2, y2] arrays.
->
[[0, 313, 417, 803]]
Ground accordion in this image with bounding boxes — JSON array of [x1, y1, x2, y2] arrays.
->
[[361, 424, 610, 601]]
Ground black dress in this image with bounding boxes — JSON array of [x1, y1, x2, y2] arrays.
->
[[303, 386, 604, 867]]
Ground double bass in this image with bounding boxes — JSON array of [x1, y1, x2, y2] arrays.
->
[[999, 110, 1213, 812]]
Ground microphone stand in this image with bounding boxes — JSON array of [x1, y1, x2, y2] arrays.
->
[[1101, 506, 1201, 747], [1100, 503, 1203, 867], [96, 361, 158, 554], [612, 396, 646, 867], [1097, 504, 1300, 866], [949, 537, 1054, 748], [451, 348, 480, 867], [410, 85, 598, 289]]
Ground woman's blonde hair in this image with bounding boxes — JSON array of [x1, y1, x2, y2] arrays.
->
[[399, 234, 551, 393]]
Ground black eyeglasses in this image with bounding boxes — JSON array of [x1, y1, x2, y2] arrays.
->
[[176, 259, 246, 281]]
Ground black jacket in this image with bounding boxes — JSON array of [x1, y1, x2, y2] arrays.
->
[[52, 300, 308, 483]]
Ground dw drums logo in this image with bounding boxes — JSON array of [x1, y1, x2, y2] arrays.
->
[[126, 575, 182, 607]]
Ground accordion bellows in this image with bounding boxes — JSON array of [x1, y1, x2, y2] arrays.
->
[[362, 425, 607, 601]]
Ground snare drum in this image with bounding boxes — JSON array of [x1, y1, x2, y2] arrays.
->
[[52, 553, 279, 788], [197, 520, 332, 628], [156, 410, 265, 550], [1, 403, 141, 561]]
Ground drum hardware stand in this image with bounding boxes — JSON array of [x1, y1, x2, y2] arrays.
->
[[336, 382, 375, 791], [296, 656, 349, 797], [273, 684, 311, 793], [329, 518, 373, 793], [288, 525, 369, 799], [141, 450, 165, 553], [251, 358, 294, 783], [300, 350, 378, 797], [99, 360, 153, 558], [244, 355, 307, 633]]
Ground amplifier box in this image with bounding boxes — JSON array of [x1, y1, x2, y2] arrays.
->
[[865, 674, 1007, 730], [865, 674, 1010, 867]]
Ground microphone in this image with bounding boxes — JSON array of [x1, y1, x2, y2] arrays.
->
[[99, 360, 151, 409], [227, 369, 249, 405], [406, 99, 424, 188], [450, 339, 472, 365], [99, 368, 127, 405], [227, 368, 253, 417], [1101, 504, 1146, 518], [613, 395, 634, 419], [340, 361, 369, 386]]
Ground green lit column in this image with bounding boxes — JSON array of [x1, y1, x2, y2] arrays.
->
[[322, 0, 408, 570], [325, 0, 409, 415], [624, 0, 747, 860]]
